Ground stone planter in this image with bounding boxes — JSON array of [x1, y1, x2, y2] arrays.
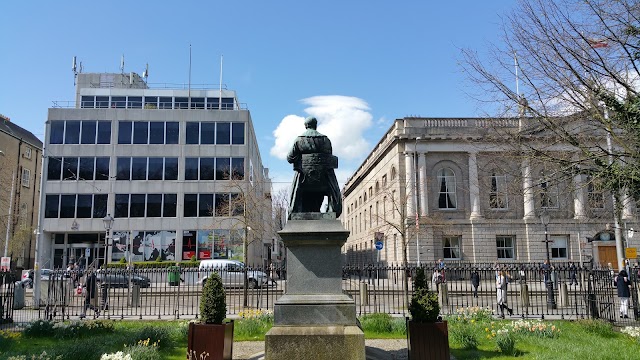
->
[[407, 319, 449, 360], [187, 320, 234, 360]]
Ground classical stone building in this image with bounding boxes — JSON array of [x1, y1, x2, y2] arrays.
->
[[342, 117, 638, 267]]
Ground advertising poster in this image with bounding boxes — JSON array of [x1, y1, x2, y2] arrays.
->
[[197, 230, 214, 259], [182, 230, 197, 260]]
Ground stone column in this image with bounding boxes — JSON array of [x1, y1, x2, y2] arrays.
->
[[573, 173, 587, 219], [522, 158, 536, 219], [405, 152, 417, 217], [469, 152, 483, 219], [419, 153, 428, 216]]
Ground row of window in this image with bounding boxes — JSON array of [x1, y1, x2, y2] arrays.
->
[[184, 157, 244, 181], [48, 157, 110, 181], [115, 194, 177, 218], [117, 121, 179, 144], [116, 157, 178, 181], [50, 121, 111, 145], [183, 193, 244, 218], [80, 96, 235, 110], [185, 122, 244, 145], [45, 194, 107, 219]]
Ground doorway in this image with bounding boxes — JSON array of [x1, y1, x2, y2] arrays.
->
[[597, 245, 618, 269]]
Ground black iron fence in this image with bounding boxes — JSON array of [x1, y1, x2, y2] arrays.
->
[[2, 263, 638, 326]]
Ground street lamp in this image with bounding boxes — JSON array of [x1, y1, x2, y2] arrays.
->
[[102, 214, 114, 269], [540, 211, 557, 309]]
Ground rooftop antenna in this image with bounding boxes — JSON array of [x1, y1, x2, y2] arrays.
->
[[188, 44, 192, 105], [219, 54, 223, 110], [120, 54, 125, 74], [142, 63, 149, 82], [72, 56, 82, 86]]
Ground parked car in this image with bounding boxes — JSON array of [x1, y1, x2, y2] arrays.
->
[[96, 271, 151, 288], [20, 269, 63, 288], [198, 259, 269, 289]]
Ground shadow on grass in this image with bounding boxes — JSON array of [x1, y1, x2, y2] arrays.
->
[[451, 348, 529, 359]]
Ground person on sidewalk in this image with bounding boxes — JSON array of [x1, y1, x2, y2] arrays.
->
[[470, 269, 480, 298], [615, 269, 632, 319], [80, 267, 100, 319], [568, 261, 578, 286], [496, 270, 513, 319]]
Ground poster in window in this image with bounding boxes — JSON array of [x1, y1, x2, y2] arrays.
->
[[197, 230, 214, 259], [182, 230, 197, 260], [111, 231, 129, 261], [131, 231, 144, 262], [162, 231, 176, 261], [214, 229, 230, 258]]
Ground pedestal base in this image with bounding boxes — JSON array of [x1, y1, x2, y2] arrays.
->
[[265, 325, 365, 360]]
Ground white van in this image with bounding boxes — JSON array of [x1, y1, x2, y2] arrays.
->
[[198, 259, 269, 289]]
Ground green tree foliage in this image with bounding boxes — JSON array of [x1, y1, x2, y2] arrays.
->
[[200, 272, 226, 324]]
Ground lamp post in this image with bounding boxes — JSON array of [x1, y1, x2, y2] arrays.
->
[[102, 214, 114, 269], [540, 211, 557, 309]]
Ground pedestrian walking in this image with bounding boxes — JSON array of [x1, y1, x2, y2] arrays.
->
[[496, 270, 513, 319], [80, 267, 100, 319], [470, 269, 480, 298], [568, 261, 578, 286], [615, 269, 632, 319]]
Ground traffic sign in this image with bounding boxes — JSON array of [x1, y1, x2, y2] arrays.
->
[[375, 241, 384, 250], [625, 247, 637, 259]]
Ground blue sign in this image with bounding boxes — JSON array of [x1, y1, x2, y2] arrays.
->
[[375, 241, 384, 250]]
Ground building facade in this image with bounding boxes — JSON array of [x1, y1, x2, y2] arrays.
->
[[37, 72, 272, 270], [0, 114, 43, 268], [342, 117, 638, 267]]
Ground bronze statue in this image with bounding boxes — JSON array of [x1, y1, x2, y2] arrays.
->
[[287, 116, 342, 218]]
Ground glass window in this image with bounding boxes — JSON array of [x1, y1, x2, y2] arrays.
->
[[230, 193, 244, 216], [496, 235, 515, 259], [95, 157, 110, 180], [60, 195, 76, 218], [62, 157, 78, 180], [206, 97, 219, 109], [159, 96, 172, 109], [221, 97, 234, 110], [81, 121, 96, 144], [144, 96, 158, 109], [200, 158, 215, 180], [175, 97, 189, 109], [45, 195, 60, 218], [215, 193, 229, 216], [147, 194, 162, 217], [118, 121, 132, 144], [97, 121, 111, 144], [163, 194, 177, 217], [232, 122, 244, 144], [148, 158, 163, 180], [551, 235, 568, 259], [81, 96, 94, 108], [216, 122, 230, 144], [79, 157, 95, 180], [96, 96, 109, 108], [191, 97, 204, 109], [185, 158, 199, 180], [164, 158, 178, 180], [231, 158, 244, 180], [76, 195, 92, 218], [184, 194, 198, 217], [116, 157, 131, 180], [166, 122, 179, 144], [47, 157, 62, 180], [539, 170, 559, 209], [201, 122, 215, 144], [587, 176, 604, 209], [149, 122, 165, 144], [131, 157, 148, 180], [216, 157, 231, 180], [437, 168, 457, 209], [50, 121, 64, 144], [127, 96, 142, 109], [65, 121, 80, 144], [115, 194, 129, 218], [443, 236, 461, 259], [111, 96, 126, 108], [199, 194, 214, 217], [133, 122, 148, 144], [130, 194, 146, 217], [93, 194, 107, 218], [186, 123, 199, 144], [489, 173, 508, 209]]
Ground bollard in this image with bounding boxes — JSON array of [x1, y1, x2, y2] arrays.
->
[[359, 282, 368, 306], [131, 284, 141, 307], [520, 283, 529, 308], [559, 283, 568, 307], [438, 283, 448, 308]]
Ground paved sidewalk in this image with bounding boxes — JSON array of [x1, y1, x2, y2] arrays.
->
[[232, 339, 411, 360]]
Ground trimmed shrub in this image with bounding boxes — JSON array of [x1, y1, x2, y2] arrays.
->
[[200, 272, 226, 324]]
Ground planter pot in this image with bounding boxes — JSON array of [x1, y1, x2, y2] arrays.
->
[[187, 320, 234, 360], [407, 319, 449, 360]]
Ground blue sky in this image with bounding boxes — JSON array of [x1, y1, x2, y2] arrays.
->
[[1, 1, 515, 193]]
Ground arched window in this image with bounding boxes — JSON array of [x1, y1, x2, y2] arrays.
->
[[489, 172, 508, 209], [364, 192, 367, 202], [539, 170, 558, 209], [375, 181, 380, 194], [437, 168, 457, 209], [391, 167, 397, 181]]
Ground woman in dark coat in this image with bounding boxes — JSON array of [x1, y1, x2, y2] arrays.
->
[[615, 269, 632, 319], [470, 269, 480, 298]]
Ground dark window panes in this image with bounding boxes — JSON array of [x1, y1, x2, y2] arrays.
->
[[45, 195, 60, 218], [185, 158, 199, 180], [81, 121, 96, 144], [60, 195, 76, 218], [206, 98, 219, 109], [147, 194, 162, 217], [96, 96, 109, 108], [47, 157, 62, 180], [215, 193, 229, 216], [149, 122, 164, 144], [116, 157, 131, 180], [200, 158, 215, 180], [130, 194, 146, 217], [65, 121, 80, 144], [63, 157, 78, 180], [97, 121, 111, 144], [166, 122, 179, 144], [201, 122, 215, 144], [128, 96, 142, 109], [93, 194, 107, 218], [111, 96, 126, 108], [231, 158, 244, 180], [232, 122, 245, 145], [230, 193, 244, 216], [164, 158, 178, 180], [184, 194, 198, 217], [186, 123, 199, 144], [50, 121, 64, 144], [118, 121, 132, 144], [115, 194, 129, 218], [95, 157, 110, 180], [144, 96, 158, 109], [79, 157, 95, 180], [221, 98, 234, 110], [216, 157, 231, 180], [191, 97, 204, 109], [81, 96, 94, 108], [175, 97, 189, 109], [216, 122, 230, 144], [133, 122, 148, 144], [148, 158, 163, 180], [159, 97, 172, 109], [76, 195, 92, 218], [131, 157, 148, 180], [199, 194, 214, 217], [163, 194, 177, 217]]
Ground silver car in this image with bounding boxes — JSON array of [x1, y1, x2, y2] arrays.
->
[[198, 259, 269, 289]]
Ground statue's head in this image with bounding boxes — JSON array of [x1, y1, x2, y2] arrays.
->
[[304, 116, 318, 129]]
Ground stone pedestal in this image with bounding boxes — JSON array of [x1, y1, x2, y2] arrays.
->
[[265, 213, 365, 360]]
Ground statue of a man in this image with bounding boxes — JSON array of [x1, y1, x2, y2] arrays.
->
[[287, 116, 342, 218]]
